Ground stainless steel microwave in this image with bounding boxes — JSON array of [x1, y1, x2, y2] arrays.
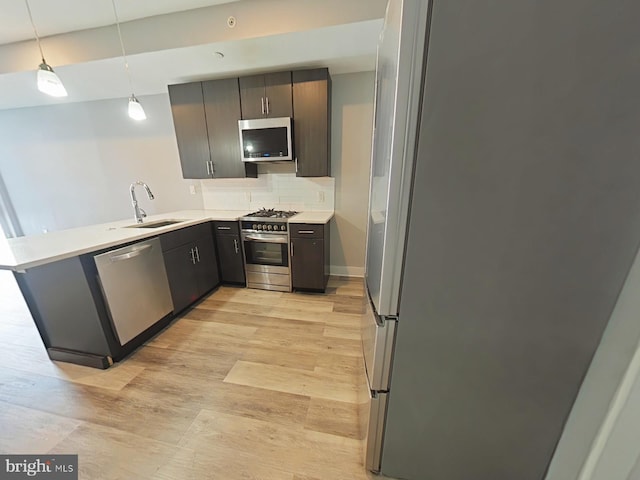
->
[[238, 117, 293, 162]]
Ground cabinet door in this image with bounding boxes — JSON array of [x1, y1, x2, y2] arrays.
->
[[216, 234, 246, 284], [202, 78, 257, 178], [293, 69, 330, 177], [194, 230, 220, 296], [264, 71, 293, 118], [163, 244, 199, 313], [239, 74, 266, 119], [168, 83, 212, 179], [291, 238, 325, 291]]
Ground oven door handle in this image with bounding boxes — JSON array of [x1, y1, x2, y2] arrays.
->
[[243, 234, 289, 244]]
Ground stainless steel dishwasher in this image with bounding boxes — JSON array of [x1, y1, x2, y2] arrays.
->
[[94, 237, 173, 346]]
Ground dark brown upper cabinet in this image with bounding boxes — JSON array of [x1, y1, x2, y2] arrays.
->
[[168, 80, 256, 179], [202, 78, 257, 178], [168, 82, 211, 179], [292, 68, 331, 177], [239, 71, 293, 119], [170, 68, 330, 179]]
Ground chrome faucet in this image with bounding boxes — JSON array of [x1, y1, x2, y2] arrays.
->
[[130, 181, 155, 224]]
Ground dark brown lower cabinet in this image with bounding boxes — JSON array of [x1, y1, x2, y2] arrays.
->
[[161, 223, 220, 313], [213, 221, 245, 285], [162, 244, 200, 313], [290, 223, 330, 292]]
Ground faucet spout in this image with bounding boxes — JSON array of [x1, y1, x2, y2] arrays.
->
[[130, 181, 155, 224]]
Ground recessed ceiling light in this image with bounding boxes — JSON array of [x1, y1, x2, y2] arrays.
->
[[214, 52, 225, 59]]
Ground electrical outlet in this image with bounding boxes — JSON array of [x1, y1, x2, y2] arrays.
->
[[189, 185, 197, 195], [317, 191, 325, 203]]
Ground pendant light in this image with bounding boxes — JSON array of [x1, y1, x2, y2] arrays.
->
[[111, 0, 146, 121], [24, 0, 67, 97]]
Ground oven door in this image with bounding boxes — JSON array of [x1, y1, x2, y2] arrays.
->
[[242, 232, 291, 291], [242, 233, 289, 268]]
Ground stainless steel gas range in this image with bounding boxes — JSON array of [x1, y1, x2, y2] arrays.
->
[[240, 209, 298, 292]]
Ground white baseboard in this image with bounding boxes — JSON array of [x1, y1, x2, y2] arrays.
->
[[330, 265, 364, 277]]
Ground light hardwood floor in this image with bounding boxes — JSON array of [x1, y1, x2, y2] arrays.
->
[[0, 269, 380, 480]]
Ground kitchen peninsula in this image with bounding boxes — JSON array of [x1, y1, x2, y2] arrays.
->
[[0, 209, 333, 369]]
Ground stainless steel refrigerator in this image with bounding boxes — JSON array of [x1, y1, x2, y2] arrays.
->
[[362, 0, 640, 479]]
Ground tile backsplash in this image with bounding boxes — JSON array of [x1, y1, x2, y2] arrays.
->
[[201, 165, 334, 212]]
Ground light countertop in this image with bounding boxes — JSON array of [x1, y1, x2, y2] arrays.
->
[[0, 208, 334, 272], [289, 211, 334, 224], [0, 210, 250, 272]]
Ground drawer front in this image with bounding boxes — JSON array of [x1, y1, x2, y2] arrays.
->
[[247, 271, 290, 287], [213, 221, 240, 236], [160, 222, 212, 251], [160, 228, 190, 251], [189, 222, 213, 240], [290, 223, 324, 238]]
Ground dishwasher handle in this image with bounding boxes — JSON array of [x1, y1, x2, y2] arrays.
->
[[109, 244, 153, 262]]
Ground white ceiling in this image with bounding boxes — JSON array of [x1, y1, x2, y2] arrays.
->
[[0, 0, 386, 110], [0, 0, 240, 45]]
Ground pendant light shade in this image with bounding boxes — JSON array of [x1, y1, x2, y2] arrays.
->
[[37, 62, 67, 97], [128, 95, 146, 121], [25, 0, 68, 98], [112, 0, 146, 121]]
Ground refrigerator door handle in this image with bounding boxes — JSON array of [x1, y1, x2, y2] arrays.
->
[[362, 291, 397, 392]]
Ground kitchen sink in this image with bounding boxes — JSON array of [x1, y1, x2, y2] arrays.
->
[[123, 219, 187, 229]]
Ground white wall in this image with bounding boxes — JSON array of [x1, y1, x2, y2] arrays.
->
[[330, 71, 375, 277], [0, 72, 375, 276], [0, 94, 202, 235]]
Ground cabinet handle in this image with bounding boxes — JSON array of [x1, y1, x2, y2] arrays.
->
[[210, 161, 215, 176], [261, 97, 265, 115], [206, 161, 211, 176], [290, 241, 294, 257], [295, 157, 298, 173], [266, 97, 270, 115], [217, 226, 231, 230], [233, 238, 239, 254], [297, 230, 315, 234], [190, 248, 196, 264], [194, 246, 200, 262]]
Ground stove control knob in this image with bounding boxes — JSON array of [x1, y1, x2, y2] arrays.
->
[[257, 224, 262, 230], [267, 225, 273, 230], [252, 224, 257, 230], [281, 225, 286, 231]]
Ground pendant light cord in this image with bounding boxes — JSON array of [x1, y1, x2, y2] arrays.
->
[[110, 0, 134, 95], [24, 0, 45, 63]]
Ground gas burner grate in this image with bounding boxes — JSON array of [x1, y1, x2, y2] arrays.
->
[[245, 208, 298, 219]]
